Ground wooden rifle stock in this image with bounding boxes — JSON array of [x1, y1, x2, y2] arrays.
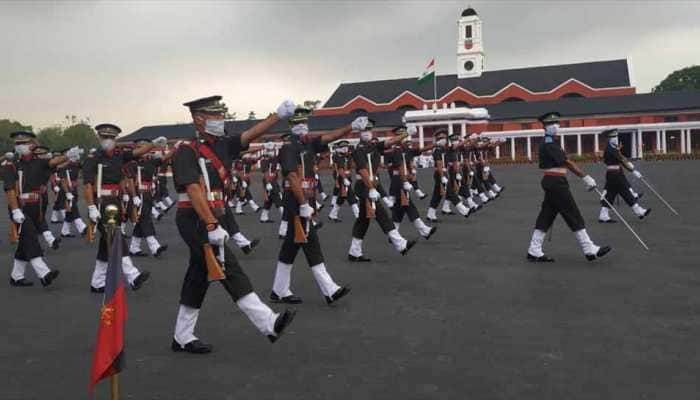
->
[[9, 222, 18, 244], [400, 190, 409, 207], [293, 215, 307, 244], [87, 220, 95, 243], [365, 198, 376, 219], [203, 243, 226, 282]]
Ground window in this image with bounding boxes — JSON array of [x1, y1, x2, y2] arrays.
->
[[464, 61, 474, 71], [350, 108, 367, 115], [397, 105, 417, 111], [502, 97, 525, 102], [561, 92, 584, 99], [454, 101, 470, 108], [465, 25, 472, 39]]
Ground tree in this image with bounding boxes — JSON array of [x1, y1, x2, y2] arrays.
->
[[653, 65, 700, 92], [37, 123, 98, 152], [0, 119, 33, 154], [224, 111, 237, 120], [247, 111, 256, 120], [303, 100, 322, 110]]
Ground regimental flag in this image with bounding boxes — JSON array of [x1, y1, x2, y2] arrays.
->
[[89, 228, 127, 392], [417, 58, 435, 85]]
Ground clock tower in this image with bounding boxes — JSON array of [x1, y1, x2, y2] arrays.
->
[[457, 7, 484, 79]]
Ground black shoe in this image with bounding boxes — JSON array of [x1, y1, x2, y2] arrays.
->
[[400, 240, 417, 256], [270, 291, 303, 304], [171, 339, 213, 354], [427, 217, 440, 223], [598, 219, 617, 224], [241, 239, 260, 255], [254, 208, 262, 214], [424, 226, 438, 240], [40, 270, 60, 287], [325, 286, 351, 305], [131, 271, 151, 290], [313, 221, 324, 230], [61, 233, 76, 238], [155, 213, 164, 221], [154, 245, 168, 258], [441, 211, 455, 215], [91, 285, 105, 293], [527, 253, 555, 263], [278, 235, 285, 240], [419, 194, 428, 200], [586, 246, 612, 261], [636, 192, 644, 199], [129, 250, 148, 257], [259, 219, 275, 224], [51, 238, 61, 250], [348, 254, 371, 262], [268, 309, 297, 343], [10, 278, 34, 287], [80, 227, 88, 236], [50, 220, 61, 225], [639, 208, 651, 220], [328, 216, 342, 223]]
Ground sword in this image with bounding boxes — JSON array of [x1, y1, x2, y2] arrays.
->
[[367, 153, 376, 211], [65, 169, 73, 209], [17, 170, 24, 236], [136, 165, 143, 220], [638, 176, 679, 216], [594, 187, 649, 250]]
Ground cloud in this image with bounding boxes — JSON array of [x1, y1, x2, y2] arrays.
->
[[1, 0, 699, 134]]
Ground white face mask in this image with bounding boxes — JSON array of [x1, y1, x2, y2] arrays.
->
[[291, 123, 309, 137], [204, 119, 225, 137], [609, 137, 619, 148], [544, 123, 559, 137], [436, 139, 447, 146], [100, 139, 115, 151], [360, 131, 373, 142], [15, 144, 31, 156], [336, 147, 347, 154]]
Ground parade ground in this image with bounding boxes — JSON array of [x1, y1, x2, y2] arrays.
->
[[1, 160, 698, 400]]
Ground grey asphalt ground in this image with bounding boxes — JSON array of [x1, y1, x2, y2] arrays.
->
[[1, 160, 698, 400]]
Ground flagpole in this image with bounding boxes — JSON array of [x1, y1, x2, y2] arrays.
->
[[110, 374, 119, 400], [433, 56, 438, 108]]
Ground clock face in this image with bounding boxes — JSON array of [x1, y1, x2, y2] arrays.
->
[[464, 60, 474, 71]]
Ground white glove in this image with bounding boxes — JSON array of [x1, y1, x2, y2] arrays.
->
[[582, 175, 597, 191], [276, 99, 296, 120], [242, 181, 248, 189], [11, 208, 25, 224], [88, 205, 100, 223], [65, 192, 74, 201], [299, 203, 314, 218], [4, 152, 14, 160], [122, 194, 130, 203], [403, 181, 413, 192], [153, 136, 168, 146], [456, 173, 463, 181], [314, 174, 319, 180], [66, 146, 81, 161], [132, 196, 142, 207], [207, 224, 230, 247], [53, 185, 61, 193], [441, 176, 449, 185], [368, 188, 380, 201], [484, 166, 491, 172], [383, 196, 395, 208], [351, 116, 369, 132], [469, 171, 475, 177], [343, 178, 351, 187], [632, 170, 642, 179], [265, 183, 273, 191], [227, 199, 236, 208], [232, 176, 239, 183]]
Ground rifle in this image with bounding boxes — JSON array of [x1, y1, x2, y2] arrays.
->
[[133, 166, 143, 223], [439, 152, 447, 196], [198, 157, 226, 282], [9, 171, 21, 244], [64, 169, 73, 212], [87, 164, 102, 244], [400, 152, 410, 207], [366, 153, 376, 219]]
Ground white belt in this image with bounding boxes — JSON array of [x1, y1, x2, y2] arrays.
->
[[19, 192, 41, 200], [99, 189, 120, 197], [544, 168, 567, 176], [607, 165, 621, 170], [178, 191, 224, 202], [355, 175, 379, 181]]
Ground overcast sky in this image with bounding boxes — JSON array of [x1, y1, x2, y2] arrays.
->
[[1, 0, 699, 134]]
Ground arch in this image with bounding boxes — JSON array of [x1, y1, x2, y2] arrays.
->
[[502, 97, 525, 103], [560, 92, 584, 99], [453, 100, 471, 108], [350, 108, 368, 115], [396, 104, 417, 111]]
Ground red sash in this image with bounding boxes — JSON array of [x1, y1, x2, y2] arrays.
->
[[187, 142, 231, 187]]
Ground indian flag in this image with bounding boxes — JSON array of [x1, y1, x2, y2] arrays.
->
[[417, 58, 435, 85]]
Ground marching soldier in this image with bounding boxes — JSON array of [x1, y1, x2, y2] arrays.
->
[[170, 95, 296, 353], [598, 128, 651, 223], [32, 146, 62, 249], [526, 112, 611, 262], [57, 147, 88, 237], [4, 132, 77, 287], [327, 140, 359, 222], [385, 127, 437, 239], [427, 130, 470, 221], [259, 140, 283, 224], [427, 130, 449, 222], [347, 120, 416, 262], [83, 124, 156, 293], [152, 155, 174, 218], [269, 107, 359, 304], [127, 139, 170, 257]]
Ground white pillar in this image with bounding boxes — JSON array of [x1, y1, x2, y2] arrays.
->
[[560, 135, 565, 152], [510, 137, 516, 160], [688, 129, 693, 153], [680, 129, 687, 154], [594, 132, 599, 153], [495, 144, 500, 159], [526, 136, 532, 161], [637, 129, 643, 159], [576, 134, 582, 156], [662, 130, 667, 153], [460, 123, 467, 137], [656, 130, 661, 152], [418, 125, 425, 148], [448, 123, 454, 136]]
